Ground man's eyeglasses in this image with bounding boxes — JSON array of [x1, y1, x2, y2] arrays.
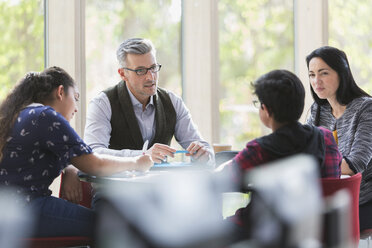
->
[[123, 64, 162, 76], [252, 100, 262, 109]]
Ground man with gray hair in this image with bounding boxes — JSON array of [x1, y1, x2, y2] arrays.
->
[[84, 38, 213, 164]]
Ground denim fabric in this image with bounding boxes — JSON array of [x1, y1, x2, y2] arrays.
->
[[360, 200, 372, 232], [29, 196, 95, 237], [91, 191, 101, 210]]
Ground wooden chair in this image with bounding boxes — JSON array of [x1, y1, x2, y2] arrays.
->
[[320, 173, 362, 247], [25, 173, 94, 248]]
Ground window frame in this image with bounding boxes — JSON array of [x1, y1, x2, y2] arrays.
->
[[46, 0, 329, 140], [45, 0, 86, 135]]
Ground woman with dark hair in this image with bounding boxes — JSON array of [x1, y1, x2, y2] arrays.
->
[[0, 66, 153, 237], [306, 46, 372, 232]]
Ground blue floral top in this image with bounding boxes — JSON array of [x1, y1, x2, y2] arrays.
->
[[0, 104, 92, 203]]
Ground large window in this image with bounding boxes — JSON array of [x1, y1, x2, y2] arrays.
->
[[0, 0, 44, 100], [218, 0, 294, 149], [85, 0, 182, 106], [328, 0, 372, 94]]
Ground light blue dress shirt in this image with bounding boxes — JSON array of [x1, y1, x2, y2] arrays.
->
[[84, 89, 213, 162]]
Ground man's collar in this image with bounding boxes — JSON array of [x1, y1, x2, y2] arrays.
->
[[126, 87, 154, 107]]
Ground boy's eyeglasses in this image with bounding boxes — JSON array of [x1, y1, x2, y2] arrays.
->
[[252, 100, 262, 109]]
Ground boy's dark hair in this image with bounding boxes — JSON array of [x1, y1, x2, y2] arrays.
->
[[253, 69, 305, 123]]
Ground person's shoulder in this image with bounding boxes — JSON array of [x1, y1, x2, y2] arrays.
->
[[20, 105, 68, 129], [349, 96, 372, 105], [39, 105, 57, 115], [246, 139, 260, 147], [38, 106, 68, 123], [100, 81, 123, 101], [22, 105, 52, 116], [359, 96, 372, 104], [87, 91, 111, 112], [317, 126, 332, 136], [242, 139, 262, 152], [316, 127, 336, 144], [234, 139, 267, 168], [158, 87, 183, 103], [349, 97, 372, 111]]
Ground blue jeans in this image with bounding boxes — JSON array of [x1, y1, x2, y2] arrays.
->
[[29, 196, 95, 237]]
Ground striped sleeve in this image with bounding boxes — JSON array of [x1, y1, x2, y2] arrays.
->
[[344, 100, 372, 173]]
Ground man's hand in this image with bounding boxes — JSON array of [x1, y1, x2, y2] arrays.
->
[[134, 154, 154, 171], [60, 165, 82, 204], [186, 141, 209, 163], [147, 143, 176, 163]]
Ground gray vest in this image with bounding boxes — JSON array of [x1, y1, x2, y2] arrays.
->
[[104, 81, 177, 150]]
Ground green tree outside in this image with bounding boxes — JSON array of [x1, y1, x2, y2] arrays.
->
[[219, 0, 294, 149], [329, 0, 372, 94], [0, 0, 44, 100], [2, 0, 371, 152]]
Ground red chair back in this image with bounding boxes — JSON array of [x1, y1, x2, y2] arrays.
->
[[60, 178, 93, 209], [26, 236, 92, 248], [27, 174, 94, 248], [320, 173, 362, 245]]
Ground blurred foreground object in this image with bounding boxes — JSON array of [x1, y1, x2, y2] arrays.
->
[[321, 173, 361, 247], [243, 154, 323, 248], [95, 170, 234, 248], [322, 190, 352, 248], [0, 188, 33, 248]]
